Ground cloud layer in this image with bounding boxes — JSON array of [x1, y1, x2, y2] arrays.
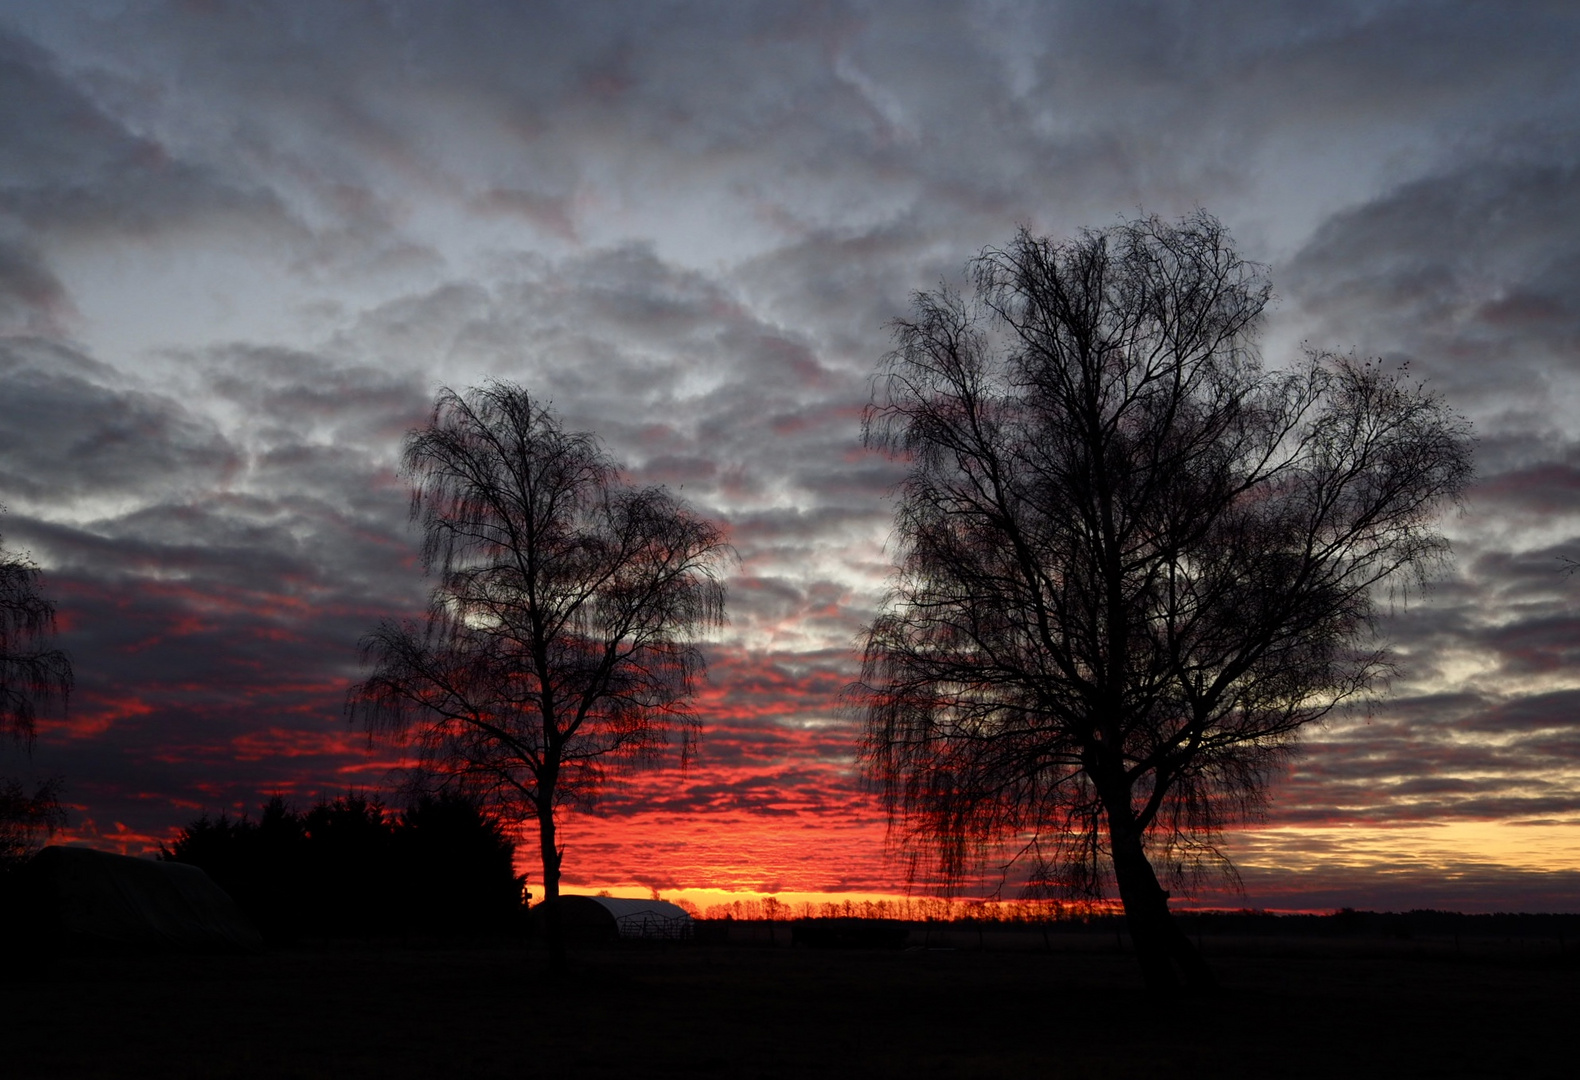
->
[[2, 1, 1578, 910]]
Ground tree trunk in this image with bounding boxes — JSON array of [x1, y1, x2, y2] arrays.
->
[[1106, 804, 1216, 993], [537, 793, 566, 970], [537, 800, 562, 902]]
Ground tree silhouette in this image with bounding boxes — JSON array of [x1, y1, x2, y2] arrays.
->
[[1, 526, 72, 747], [349, 382, 730, 909], [1, 524, 72, 870], [0, 776, 64, 871], [855, 211, 1473, 990]]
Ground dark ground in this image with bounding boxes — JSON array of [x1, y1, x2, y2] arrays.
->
[[4, 930, 1575, 1079]]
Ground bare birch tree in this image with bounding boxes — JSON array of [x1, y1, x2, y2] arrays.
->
[[856, 212, 1473, 990], [349, 382, 730, 907]]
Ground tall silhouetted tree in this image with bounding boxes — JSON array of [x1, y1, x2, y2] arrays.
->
[[349, 382, 730, 908], [1, 524, 72, 870], [856, 211, 1473, 991]]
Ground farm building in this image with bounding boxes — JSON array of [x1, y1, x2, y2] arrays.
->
[[535, 895, 694, 942]]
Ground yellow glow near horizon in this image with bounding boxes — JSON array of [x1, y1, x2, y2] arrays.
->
[[1224, 820, 1580, 875], [562, 885, 915, 912]]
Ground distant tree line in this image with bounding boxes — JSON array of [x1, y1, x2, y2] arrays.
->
[[162, 791, 526, 942], [696, 896, 1105, 923]]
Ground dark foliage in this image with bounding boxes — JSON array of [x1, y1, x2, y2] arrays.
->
[[0, 774, 65, 872], [856, 211, 1474, 990], [396, 791, 526, 929], [791, 918, 910, 949], [163, 792, 526, 942]]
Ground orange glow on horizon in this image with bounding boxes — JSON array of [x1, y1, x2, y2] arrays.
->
[[552, 883, 1124, 919]]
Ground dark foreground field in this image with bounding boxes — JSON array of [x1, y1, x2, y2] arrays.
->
[[4, 931, 1575, 1079]]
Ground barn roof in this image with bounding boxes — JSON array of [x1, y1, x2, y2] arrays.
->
[[549, 894, 694, 940], [579, 896, 692, 922]]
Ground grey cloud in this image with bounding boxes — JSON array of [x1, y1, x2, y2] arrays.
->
[[1217, 861, 1580, 914], [16, 1, 1580, 276], [1464, 690, 1580, 737], [1260, 683, 1580, 827], [0, 238, 70, 335], [0, 338, 239, 508], [0, 29, 293, 240], [1271, 155, 1580, 845], [193, 343, 432, 448], [345, 243, 887, 538], [1285, 158, 1580, 408]]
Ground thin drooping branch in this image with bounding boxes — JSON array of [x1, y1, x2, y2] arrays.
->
[[1, 532, 73, 746]]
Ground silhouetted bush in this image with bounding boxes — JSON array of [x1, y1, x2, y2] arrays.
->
[[302, 792, 394, 937], [394, 792, 524, 931], [164, 791, 526, 942]]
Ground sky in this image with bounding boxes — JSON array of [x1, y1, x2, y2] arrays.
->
[[1, 0, 1578, 914]]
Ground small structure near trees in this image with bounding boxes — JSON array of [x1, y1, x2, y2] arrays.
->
[[534, 895, 695, 943]]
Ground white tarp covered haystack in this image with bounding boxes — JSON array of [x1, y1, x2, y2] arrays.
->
[[539, 895, 695, 941], [7, 845, 263, 953], [591, 896, 695, 940]]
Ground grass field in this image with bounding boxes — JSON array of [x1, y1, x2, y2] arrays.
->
[[5, 930, 1575, 1078]]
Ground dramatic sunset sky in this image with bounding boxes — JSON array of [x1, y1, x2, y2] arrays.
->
[[2, 1, 1578, 913]]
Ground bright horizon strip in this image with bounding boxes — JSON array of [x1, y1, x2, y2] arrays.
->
[[1223, 821, 1580, 876], [564, 885, 1125, 918]]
